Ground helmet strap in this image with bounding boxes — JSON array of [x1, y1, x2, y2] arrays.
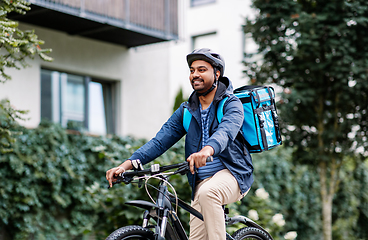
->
[[196, 75, 218, 97]]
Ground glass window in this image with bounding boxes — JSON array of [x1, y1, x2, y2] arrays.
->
[[40, 69, 115, 135], [243, 31, 261, 63], [191, 0, 216, 7], [62, 73, 85, 129], [192, 32, 218, 51]]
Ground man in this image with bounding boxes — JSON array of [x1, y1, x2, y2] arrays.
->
[[106, 48, 254, 240]]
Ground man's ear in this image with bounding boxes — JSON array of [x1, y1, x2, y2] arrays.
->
[[215, 70, 220, 80]]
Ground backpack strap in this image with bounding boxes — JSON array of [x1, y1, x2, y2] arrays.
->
[[183, 108, 192, 132], [265, 87, 281, 143], [184, 96, 228, 132], [216, 97, 228, 123], [217, 96, 249, 156]]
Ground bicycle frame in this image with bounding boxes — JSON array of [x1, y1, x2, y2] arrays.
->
[[122, 172, 273, 240], [126, 174, 190, 240]]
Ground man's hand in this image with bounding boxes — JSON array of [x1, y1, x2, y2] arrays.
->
[[187, 146, 214, 174], [106, 160, 132, 188]]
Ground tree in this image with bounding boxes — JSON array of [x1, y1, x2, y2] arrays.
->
[[0, 99, 28, 153], [172, 87, 185, 113], [0, 0, 52, 153], [243, 0, 368, 239], [0, 0, 52, 83]]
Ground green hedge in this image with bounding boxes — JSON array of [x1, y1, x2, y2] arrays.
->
[[0, 118, 291, 239], [0, 98, 289, 239], [0, 111, 290, 239], [0, 119, 188, 239], [1, 112, 367, 239]]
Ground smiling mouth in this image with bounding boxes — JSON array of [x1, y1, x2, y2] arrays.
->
[[191, 78, 203, 84]]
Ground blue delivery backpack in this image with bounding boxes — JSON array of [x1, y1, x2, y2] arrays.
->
[[183, 85, 282, 153]]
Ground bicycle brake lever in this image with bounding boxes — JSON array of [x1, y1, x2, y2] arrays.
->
[[174, 163, 189, 175], [107, 172, 134, 189], [107, 179, 122, 189]]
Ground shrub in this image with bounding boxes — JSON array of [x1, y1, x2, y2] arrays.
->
[[0, 120, 188, 239]]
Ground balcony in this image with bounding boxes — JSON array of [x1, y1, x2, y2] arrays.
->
[[9, 0, 179, 47]]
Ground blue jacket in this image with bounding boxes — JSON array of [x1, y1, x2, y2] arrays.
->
[[130, 76, 254, 199]]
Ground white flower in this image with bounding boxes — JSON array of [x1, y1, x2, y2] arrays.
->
[[92, 145, 106, 152], [284, 231, 297, 240], [255, 188, 269, 200], [272, 213, 285, 227], [125, 144, 132, 149], [248, 209, 259, 220]]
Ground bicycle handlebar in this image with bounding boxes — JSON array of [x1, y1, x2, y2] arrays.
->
[[109, 156, 213, 188]]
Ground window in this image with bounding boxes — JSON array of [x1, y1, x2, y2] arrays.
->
[[41, 69, 116, 135], [192, 32, 218, 51], [242, 31, 261, 63], [191, 0, 216, 7]]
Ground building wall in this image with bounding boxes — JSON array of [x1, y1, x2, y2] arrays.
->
[[0, 60, 41, 128], [151, 0, 256, 139], [0, 23, 173, 139], [0, 0, 256, 140], [175, 0, 255, 97], [122, 44, 172, 138], [0, 23, 126, 131]]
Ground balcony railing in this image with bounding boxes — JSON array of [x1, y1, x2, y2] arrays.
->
[[13, 0, 179, 47]]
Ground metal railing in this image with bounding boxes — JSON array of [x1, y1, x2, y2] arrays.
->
[[27, 0, 178, 39]]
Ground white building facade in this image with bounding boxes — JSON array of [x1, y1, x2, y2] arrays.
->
[[0, 0, 255, 139]]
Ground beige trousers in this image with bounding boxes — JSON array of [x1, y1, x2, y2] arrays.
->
[[189, 169, 249, 240]]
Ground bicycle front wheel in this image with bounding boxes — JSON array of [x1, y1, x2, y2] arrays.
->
[[106, 225, 155, 240], [232, 227, 271, 240]]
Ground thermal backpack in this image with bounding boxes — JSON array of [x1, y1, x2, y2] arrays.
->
[[183, 85, 282, 153]]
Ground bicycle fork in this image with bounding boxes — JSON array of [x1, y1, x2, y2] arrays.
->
[[129, 180, 188, 240]]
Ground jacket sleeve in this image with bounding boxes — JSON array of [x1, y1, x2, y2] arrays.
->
[[129, 104, 187, 165], [207, 95, 244, 156]]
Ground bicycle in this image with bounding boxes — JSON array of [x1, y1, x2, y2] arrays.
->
[[106, 159, 273, 240]]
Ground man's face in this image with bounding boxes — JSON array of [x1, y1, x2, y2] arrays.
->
[[189, 60, 218, 94]]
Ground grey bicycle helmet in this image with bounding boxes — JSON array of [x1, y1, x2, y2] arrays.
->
[[186, 48, 225, 77]]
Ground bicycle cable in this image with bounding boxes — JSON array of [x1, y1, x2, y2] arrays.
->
[[133, 172, 179, 213]]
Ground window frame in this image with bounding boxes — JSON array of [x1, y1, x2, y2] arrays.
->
[[40, 68, 116, 135], [190, 0, 216, 7], [191, 31, 217, 51]]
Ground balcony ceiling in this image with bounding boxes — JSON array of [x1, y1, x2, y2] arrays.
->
[[9, 4, 176, 48]]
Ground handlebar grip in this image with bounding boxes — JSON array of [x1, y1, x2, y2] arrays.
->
[[107, 180, 121, 189], [206, 156, 213, 162]]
